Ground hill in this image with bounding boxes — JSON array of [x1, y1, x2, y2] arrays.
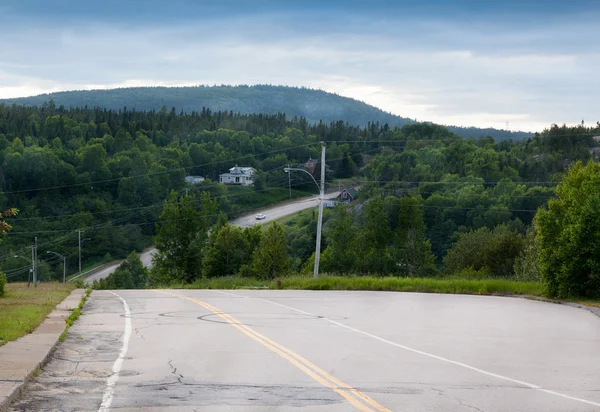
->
[[0, 85, 531, 140]]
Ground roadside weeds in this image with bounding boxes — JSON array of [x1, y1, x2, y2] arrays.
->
[[59, 287, 92, 342]]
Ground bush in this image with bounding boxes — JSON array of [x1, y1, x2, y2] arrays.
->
[[513, 226, 541, 282], [444, 225, 524, 278], [0, 271, 6, 297]]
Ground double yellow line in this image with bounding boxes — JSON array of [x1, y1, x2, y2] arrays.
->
[[156, 290, 391, 412]]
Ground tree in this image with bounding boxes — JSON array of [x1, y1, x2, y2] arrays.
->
[[443, 225, 524, 278], [535, 161, 600, 298], [202, 224, 249, 278], [252, 223, 290, 279], [321, 205, 357, 273], [356, 196, 393, 274], [391, 196, 436, 277], [153, 191, 217, 283]]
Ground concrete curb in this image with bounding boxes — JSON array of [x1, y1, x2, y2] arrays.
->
[[0, 288, 86, 412]]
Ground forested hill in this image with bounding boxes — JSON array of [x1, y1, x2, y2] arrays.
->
[[1, 85, 530, 141]]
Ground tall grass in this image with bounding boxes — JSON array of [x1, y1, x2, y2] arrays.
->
[[275, 276, 544, 296], [171, 275, 544, 296]]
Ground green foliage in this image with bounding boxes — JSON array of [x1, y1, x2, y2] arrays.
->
[[202, 224, 260, 278], [93, 252, 148, 290], [252, 223, 290, 279], [444, 226, 525, 278], [152, 192, 218, 283], [391, 196, 437, 277], [513, 226, 541, 282], [321, 206, 357, 273], [535, 161, 600, 298], [0, 271, 6, 297], [274, 276, 543, 296], [0, 85, 531, 139]]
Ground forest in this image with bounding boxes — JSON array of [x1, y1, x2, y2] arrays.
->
[[0, 101, 598, 296], [0, 85, 531, 140]]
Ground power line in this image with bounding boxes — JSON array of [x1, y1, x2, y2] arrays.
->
[[0, 142, 320, 195]]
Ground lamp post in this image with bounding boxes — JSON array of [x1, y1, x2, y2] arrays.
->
[[284, 142, 326, 278], [14, 253, 34, 287], [47, 251, 67, 283]]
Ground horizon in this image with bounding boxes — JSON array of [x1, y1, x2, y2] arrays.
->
[[1, 0, 599, 132]]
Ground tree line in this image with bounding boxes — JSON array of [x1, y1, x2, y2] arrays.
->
[[0, 101, 598, 297]]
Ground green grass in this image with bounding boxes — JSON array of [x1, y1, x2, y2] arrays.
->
[[0, 282, 75, 347], [274, 208, 316, 226], [181, 277, 271, 290], [273, 276, 545, 296], [59, 288, 91, 342], [166, 275, 544, 296]]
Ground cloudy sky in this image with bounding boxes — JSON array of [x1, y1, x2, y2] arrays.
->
[[0, 0, 598, 131]]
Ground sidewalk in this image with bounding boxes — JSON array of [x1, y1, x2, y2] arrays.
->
[[0, 288, 85, 412]]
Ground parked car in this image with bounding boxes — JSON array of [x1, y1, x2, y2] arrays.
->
[[255, 214, 266, 220]]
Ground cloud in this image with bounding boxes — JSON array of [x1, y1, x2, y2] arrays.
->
[[0, 12, 598, 132]]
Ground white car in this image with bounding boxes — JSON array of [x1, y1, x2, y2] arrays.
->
[[255, 214, 266, 220]]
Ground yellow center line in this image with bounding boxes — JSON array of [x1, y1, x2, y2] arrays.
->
[[155, 290, 391, 412]]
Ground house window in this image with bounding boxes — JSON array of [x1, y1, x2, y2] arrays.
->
[[236, 177, 240, 183]]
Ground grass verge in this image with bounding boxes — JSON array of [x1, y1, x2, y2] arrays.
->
[[0, 282, 75, 347], [169, 275, 544, 296], [59, 287, 91, 342]]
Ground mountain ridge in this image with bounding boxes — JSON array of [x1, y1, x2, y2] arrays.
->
[[0, 85, 532, 140]]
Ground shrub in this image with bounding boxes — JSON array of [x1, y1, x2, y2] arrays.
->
[[0, 271, 6, 297], [444, 225, 524, 278]]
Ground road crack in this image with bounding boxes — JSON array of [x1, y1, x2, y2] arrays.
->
[[458, 398, 486, 412], [167, 360, 184, 384]]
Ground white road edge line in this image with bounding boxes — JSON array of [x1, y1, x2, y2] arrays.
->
[[98, 291, 132, 412], [211, 290, 600, 408]]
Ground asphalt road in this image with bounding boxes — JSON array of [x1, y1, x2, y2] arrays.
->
[[11, 290, 600, 411], [84, 194, 338, 284], [230, 192, 340, 228], [84, 249, 157, 285]]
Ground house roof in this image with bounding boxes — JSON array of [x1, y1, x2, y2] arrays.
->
[[345, 188, 358, 198], [224, 166, 256, 175]]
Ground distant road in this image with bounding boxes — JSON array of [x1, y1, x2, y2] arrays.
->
[[231, 192, 340, 227], [84, 193, 339, 284]]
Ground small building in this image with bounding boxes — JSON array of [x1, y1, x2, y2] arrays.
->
[[184, 176, 205, 184], [219, 166, 256, 186], [337, 188, 358, 202], [303, 158, 317, 175]]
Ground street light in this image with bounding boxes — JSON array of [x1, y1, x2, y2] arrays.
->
[[47, 251, 67, 283], [284, 142, 326, 278], [14, 254, 34, 287]]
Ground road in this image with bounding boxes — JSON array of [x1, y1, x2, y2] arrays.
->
[[11, 290, 600, 411], [84, 194, 338, 284], [230, 192, 340, 228], [84, 249, 157, 285]]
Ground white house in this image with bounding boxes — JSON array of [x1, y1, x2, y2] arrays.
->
[[219, 166, 256, 186], [184, 176, 205, 184]]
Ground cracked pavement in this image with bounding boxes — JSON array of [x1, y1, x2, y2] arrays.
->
[[9, 290, 600, 411]]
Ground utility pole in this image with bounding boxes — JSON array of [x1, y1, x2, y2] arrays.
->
[[288, 164, 292, 198], [78, 229, 82, 273], [313, 142, 326, 278], [33, 237, 38, 286]]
